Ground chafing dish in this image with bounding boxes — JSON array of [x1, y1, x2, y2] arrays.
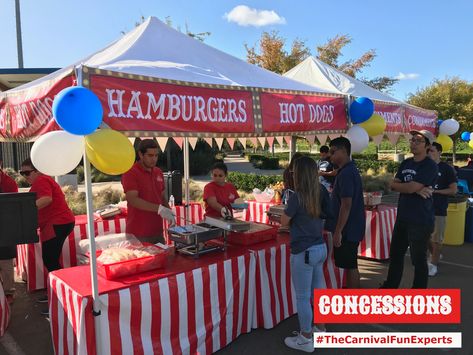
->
[[168, 223, 224, 257], [204, 216, 251, 232], [266, 204, 286, 224]]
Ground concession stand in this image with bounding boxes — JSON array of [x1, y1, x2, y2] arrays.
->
[[0, 17, 437, 352], [1, 17, 347, 353]]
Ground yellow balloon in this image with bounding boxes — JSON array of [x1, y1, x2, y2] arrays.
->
[[469, 139, 473, 150], [436, 134, 453, 151], [85, 129, 135, 175], [358, 114, 386, 137]]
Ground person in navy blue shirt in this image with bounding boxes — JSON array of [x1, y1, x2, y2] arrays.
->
[[281, 156, 332, 352], [381, 130, 439, 289], [325, 137, 365, 289], [427, 142, 457, 276]]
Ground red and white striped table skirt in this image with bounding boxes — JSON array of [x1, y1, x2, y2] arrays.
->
[[358, 206, 397, 260], [17, 218, 126, 292], [18, 204, 204, 292], [250, 232, 344, 329], [0, 282, 10, 337], [243, 201, 398, 261], [244, 200, 273, 224], [49, 252, 255, 355]]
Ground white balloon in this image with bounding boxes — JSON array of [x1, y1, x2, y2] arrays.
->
[[346, 125, 369, 153], [439, 119, 459, 136], [31, 130, 84, 176]]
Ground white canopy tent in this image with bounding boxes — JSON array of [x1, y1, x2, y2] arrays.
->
[[284, 56, 402, 103], [284, 56, 437, 144]]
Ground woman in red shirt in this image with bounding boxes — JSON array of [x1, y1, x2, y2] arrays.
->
[[20, 159, 75, 273], [203, 162, 239, 218], [0, 160, 19, 303]]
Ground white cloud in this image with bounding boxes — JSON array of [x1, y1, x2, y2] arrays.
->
[[224, 5, 286, 27], [395, 72, 420, 80]]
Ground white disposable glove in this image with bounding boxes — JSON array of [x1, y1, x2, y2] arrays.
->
[[221, 206, 230, 219], [158, 205, 176, 226]]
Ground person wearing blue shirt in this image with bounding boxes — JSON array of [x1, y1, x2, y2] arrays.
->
[[381, 130, 439, 289], [325, 137, 366, 289], [427, 142, 457, 277], [281, 156, 332, 353]]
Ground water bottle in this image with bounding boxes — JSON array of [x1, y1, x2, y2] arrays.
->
[[169, 195, 175, 208]]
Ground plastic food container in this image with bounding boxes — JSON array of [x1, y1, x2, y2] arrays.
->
[[97, 244, 169, 280], [363, 191, 383, 207], [227, 223, 278, 246]]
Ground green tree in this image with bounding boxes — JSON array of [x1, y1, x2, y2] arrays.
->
[[316, 34, 398, 92], [246, 32, 398, 92], [407, 77, 473, 132], [245, 31, 311, 74]]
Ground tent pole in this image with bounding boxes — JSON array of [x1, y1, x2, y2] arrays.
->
[[183, 137, 190, 216], [290, 136, 297, 160], [78, 68, 103, 354]]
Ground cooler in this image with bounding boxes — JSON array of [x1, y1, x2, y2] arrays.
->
[[444, 199, 467, 246]]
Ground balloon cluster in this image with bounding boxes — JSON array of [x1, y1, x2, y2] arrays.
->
[[459, 128, 473, 150], [31, 86, 135, 176], [346, 97, 386, 153], [435, 118, 460, 151]]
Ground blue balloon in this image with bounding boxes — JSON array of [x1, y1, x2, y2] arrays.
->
[[461, 131, 471, 141], [437, 119, 443, 126], [53, 86, 103, 135], [349, 97, 374, 124]]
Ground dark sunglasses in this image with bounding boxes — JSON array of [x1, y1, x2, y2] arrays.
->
[[20, 170, 35, 177]]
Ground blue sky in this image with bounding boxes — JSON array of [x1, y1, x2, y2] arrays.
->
[[1, 0, 472, 100]]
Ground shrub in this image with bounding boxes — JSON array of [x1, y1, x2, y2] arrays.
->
[[227, 172, 283, 192], [4, 167, 29, 188], [63, 186, 125, 215], [354, 159, 400, 174]]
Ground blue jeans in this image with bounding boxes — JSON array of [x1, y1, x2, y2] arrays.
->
[[290, 243, 327, 333]]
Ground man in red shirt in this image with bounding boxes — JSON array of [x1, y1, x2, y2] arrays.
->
[[0, 160, 19, 302], [121, 139, 175, 244]]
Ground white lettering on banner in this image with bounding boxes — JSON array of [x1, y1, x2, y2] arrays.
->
[[279, 103, 305, 124], [309, 104, 334, 123], [145, 92, 166, 120], [180, 95, 193, 122], [167, 94, 180, 121], [106, 89, 248, 124], [375, 111, 402, 125], [207, 97, 217, 122], [408, 115, 436, 128], [106, 89, 126, 118], [126, 91, 145, 119]]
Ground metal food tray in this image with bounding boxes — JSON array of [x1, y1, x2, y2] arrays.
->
[[204, 216, 251, 232], [168, 223, 222, 245], [266, 204, 286, 223]]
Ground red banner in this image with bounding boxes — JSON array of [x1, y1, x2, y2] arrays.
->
[[260, 93, 347, 133], [404, 106, 437, 133], [89, 75, 255, 134], [374, 103, 404, 133], [314, 289, 461, 324], [0, 74, 75, 139]]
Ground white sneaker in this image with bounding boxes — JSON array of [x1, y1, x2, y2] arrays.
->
[[313, 325, 326, 333], [284, 331, 314, 353], [428, 263, 438, 277]]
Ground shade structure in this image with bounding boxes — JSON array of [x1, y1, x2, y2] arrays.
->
[[0, 17, 348, 142], [284, 56, 437, 135]]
